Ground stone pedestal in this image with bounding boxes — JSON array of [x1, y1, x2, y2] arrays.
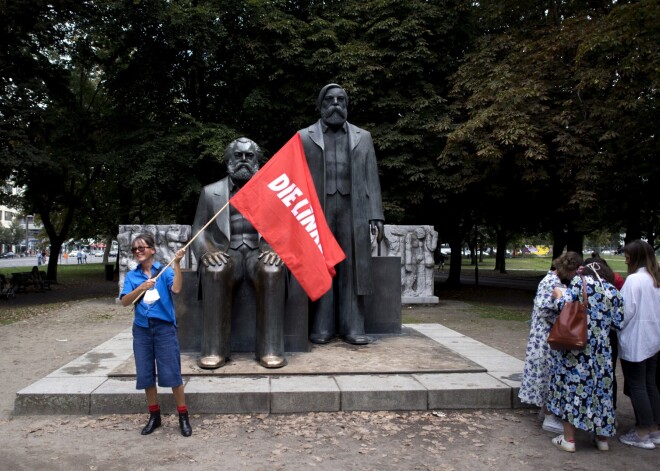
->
[[365, 256, 402, 334]]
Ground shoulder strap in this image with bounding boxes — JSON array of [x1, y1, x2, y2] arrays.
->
[[579, 275, 588, 306]]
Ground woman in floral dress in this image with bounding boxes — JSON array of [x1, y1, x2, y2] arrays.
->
[[548, 260, 624, 452], [519, 268, 566, 433]]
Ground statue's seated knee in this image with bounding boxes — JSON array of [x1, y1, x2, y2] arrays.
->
[[256, 261, 284, 281], [201, 262, 232, 281]]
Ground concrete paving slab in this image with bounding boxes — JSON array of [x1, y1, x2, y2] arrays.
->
[[184, 376, 270, 413], [90, 377, 157, 414], [15, 376, 106, 415], [414, 373, 511, 409], [334, 374, 427, 411], [270, 376, 340, 413], [409, 323, 469, 339], [46, 353, 128, 378]]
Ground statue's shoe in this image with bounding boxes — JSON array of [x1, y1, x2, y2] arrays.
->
[[259, 355, 287, 368], [198, 355, 225, 369], [344, 334, 372, 345], [309, 333, 334, 344]]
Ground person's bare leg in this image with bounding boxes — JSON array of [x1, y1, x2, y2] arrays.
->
[[172, 385, 186, 407], [145, 385, 158, 406], [563, 421, 575, 441]]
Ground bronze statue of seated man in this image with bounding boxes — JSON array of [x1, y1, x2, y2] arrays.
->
[[192, 137, 286, 369]]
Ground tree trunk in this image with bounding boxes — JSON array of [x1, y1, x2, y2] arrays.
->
[[566, 229, 584, 256], [551, 224, 567, 263], [624, 204, 642, 243], [103, 235, 113, 264], [446, 239, 463, 286], [495, 230, 507, 273], [46, 238, 64, 282]]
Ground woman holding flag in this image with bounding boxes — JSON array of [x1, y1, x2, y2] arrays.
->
[[120, 233, 192, 437]]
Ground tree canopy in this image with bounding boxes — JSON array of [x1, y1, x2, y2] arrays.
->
[[1, 0, 657, 282]]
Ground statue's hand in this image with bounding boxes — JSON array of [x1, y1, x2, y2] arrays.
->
[[202, 250, 229, 267], [370, 220, 384, 244], [259, 250, 282, 266]]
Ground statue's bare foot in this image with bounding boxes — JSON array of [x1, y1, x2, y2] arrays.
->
[[259, 355, 287, 368], [198, 355, 225, 369]]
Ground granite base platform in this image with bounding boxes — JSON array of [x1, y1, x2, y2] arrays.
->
[[14, 324, 525, 415]]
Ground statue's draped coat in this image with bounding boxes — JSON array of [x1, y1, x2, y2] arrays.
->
[[298, 120, 384, 295]]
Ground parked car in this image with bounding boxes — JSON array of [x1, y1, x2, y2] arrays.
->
[[94, 250, 103, 257], [0, 251, 15, 259]]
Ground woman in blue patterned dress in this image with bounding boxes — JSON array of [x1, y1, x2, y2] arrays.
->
[[548, 260, 624, 452], [519, 262, 573, 434]]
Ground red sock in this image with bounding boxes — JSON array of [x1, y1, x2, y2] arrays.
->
[[177, 405, 188, 414], [148, 404, 160, 413]]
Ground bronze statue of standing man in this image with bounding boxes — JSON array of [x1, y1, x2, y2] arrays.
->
[[299, 84, 385, 345]]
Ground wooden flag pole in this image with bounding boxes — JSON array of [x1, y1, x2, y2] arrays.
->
[[132, 201, 230, 305]]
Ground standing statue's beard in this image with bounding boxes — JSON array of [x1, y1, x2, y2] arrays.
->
[[228, 164, 257, 184], [321, 107, 347, 127]]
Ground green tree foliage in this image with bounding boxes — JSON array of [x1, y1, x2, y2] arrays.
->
[[443, 0, 659, 269], [1, 0, 657, 286], [1, 1, 107, 280]]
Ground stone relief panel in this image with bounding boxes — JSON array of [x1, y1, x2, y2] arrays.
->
[[372, 224, 438, 303], [117, 224, 192, 294]]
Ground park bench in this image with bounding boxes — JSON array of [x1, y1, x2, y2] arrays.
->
[[0, 275, 15, 300], [11, 271, 51, 292]]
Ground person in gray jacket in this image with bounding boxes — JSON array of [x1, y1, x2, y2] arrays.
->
[[298, 84, 385, 345]]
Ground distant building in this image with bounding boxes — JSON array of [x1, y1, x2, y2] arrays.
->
[[1, 181, 42, 253], [1, 182, 19, 230]]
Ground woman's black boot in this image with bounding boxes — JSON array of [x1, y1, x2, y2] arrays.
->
[[141, 411, 161, 435], [179, 411, 192, 437]]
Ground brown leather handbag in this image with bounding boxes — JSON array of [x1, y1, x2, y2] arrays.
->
[[547, 275, 588, 350]]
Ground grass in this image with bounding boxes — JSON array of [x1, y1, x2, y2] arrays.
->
[[448, 254, 629, 275], [468, 303, 530, 322], [0, 262, 108, 283], [0, 263, 117, 325]]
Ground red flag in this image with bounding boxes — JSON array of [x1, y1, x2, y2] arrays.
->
[[229, 133, 345, 301]]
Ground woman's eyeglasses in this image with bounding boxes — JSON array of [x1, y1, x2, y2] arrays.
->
[[131, 246, 151, 253]]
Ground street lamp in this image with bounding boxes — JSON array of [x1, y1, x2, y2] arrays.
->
[[473, 224, 480, 287]]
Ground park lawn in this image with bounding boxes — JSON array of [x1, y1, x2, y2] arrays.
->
[[450, 254, 628, 275], [0, 262, 108, 283]]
